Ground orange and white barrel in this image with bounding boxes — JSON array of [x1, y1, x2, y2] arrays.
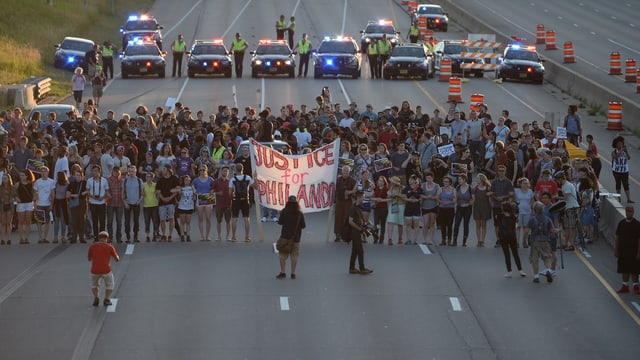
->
[[536, 24, 545, 44], [448, 77, 462, 103], [609, 52, 622, 75], [470, 94, 484, 112], [637, 69, 640, 93], [563, 41, 575, 63], [545, 30, 557, 50], [624, 59, 637, 83], [439, 58, 452, 82], [606, 101, 623, 130]]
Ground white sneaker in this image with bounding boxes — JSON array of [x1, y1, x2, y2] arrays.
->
[[271, 217, 279, 222], [504, 271, 513, 278], [551, 270, 557, 277], [261, 217, 267, 222], [519, 270, 527, 277]]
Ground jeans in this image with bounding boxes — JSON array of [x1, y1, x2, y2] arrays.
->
[[90, 203, 106, 239], [438, 207, 455, 243], [349, 231, 365, 270], [262, 206, 278, 219], [500, 235, 522, 272], [107, 206, 123, 241], [453, 206, 472, 244], [124, 204, 141, 240], [373, 207, 388, 243], [144, 206, 159, 235]]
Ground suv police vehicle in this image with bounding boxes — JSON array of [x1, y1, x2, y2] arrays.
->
[[186, 40, 232, 78], [360, 20, 401, 52], [313, 36, 362, 79], [250, 40, 296, 78], [120, 40, 167, 79], [120, 15, 163, 51], [53, 36, 95, 71], [383, 43, 435, 80], [434, 40, 485, 78], [411, 4, 449, 32], [496, 44, 545, 84]]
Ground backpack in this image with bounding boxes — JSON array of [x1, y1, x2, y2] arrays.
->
[[233, 175, 250, 201], [124, 177, 143, 202], [529, 215, 550, 241]]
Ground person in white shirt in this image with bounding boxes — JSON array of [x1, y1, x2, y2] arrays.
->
[[101, 143, 115, 178], [33, 167, 56, 243], [112, 145, 131, 169], [86, 164, 109, 240], [53, 145, 70, 179], [293, 120, 312, 152], [338, 110, 355, 129]]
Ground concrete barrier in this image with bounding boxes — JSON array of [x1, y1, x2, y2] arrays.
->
[[598, 192, 626, 246]]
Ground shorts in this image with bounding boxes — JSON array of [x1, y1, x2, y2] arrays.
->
[[177, 208, 194, 215], [278, 242, 300, 261], [564, 208, 579, 229], [518, 213, 531, 228], [91, 272, 115, 290], [215, 206, 231, 222], [492, 207, 503, 225], [232, 200, 250, 218], [159, 204, 175, 221], [92, 85, 103, 98], [404, 206, 422, 218], [529, 241, 552, 264], [422, 207, 438, 215], [16, 202, 34, 213]]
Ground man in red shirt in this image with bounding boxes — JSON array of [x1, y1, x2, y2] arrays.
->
[[88, 231, 120, 306], [378, 122, 398, 150], [534, 168, 559, 201]]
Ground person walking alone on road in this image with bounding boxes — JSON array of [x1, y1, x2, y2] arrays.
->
[[498, 201, 526, 278], [293, 33, 312, 77], [348, 191, 373, 275], [276, 195, 306, 279], [614, 205, 640, 294], [88, 231, 120, 307], [527, 201, 555, 283], [171, 34, 186, 77], [71, 67, 86, 109], [231, 33, 248, 78]]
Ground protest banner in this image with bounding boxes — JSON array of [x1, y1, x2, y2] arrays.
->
[[556, 127, 567, 139], [438, 144, 455, 157], [251, 139, 340, 213]]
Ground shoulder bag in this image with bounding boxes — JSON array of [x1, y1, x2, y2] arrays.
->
[[276, 212, 302, 254]]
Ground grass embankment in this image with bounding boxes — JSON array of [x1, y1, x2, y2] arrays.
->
[[0, 0, 153, 105]]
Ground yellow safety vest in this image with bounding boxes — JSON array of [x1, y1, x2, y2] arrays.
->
[[410, 25, 420, 37], [298, 40, 310, 54], [173, 40, 186, 52], [277, 20, 287, 30], [233, 39, 247, 52], [102, 46, 113, 57], [378, 40, 391, 55], [289, 21, 296, 31], [367, 43, 378, 55]]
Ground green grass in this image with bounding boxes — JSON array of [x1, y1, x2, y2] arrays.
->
[[0, 0, 154, 104]]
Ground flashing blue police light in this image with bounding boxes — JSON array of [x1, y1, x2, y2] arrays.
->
[[266, 61, 272, 66], [67, 56, 75, 63], [326, 58, 334, 66], [128, 15, 139, 21], [203, 61, 208, 67], [511, 44, 521, 49]]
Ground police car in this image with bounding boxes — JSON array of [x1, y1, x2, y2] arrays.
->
[[120, 40, 167, 79], [359, 20, 401, 52], [313, 36, 362, 79], [250, 40, 296, 78], [186, 40, 232, 78], [120, 15, 163, 51], [434, 40, 485, 78], [496, 44, 545, 84], [53, 37, 95, 71], [383, 43, 435, 80], [411, 4, 449, 32]]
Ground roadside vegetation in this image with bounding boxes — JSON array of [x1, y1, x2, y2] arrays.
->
[[0, 0, 153, 105]]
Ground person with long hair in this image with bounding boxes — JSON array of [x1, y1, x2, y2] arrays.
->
[[334, 165, 357, 242], [276, 196, 306, 279], [370, 176, 389, 244], [421, 172, 439, 246], [67, 168, 88, 243], [452, 174, 474, 246], [514, 178, 535, 248], [177, 175, 196, 242], [359, 169, 375, 227], [156, 144, 176, 170], [611, 135, 632, 203], [437, 176, 456, 246], [473, 173, 492, 246], [386, 176, 405, 245], [193, 164, 215, 241], [499, 201, 527, 278], [52, 171, 70, 244], [401, 175, 424, 245], [0, 174, 15, 245], [14, 169, 35, 244]]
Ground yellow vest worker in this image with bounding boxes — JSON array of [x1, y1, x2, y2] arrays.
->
[[231, 33, 248, 78], [294, 33, 312, 77], [101, 41, 115, 79], [409, 24, 420, 43], [276, 15, 287, 40], [378, 39, 391, 55], [171, 34, 186, 77]]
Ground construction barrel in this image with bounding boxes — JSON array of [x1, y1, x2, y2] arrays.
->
[[606, 101, 623, 130], [563, 41, 575, 63], [545, 30, 557, 50], [624, 59, 637, 83], [609, 52, 622, 75], [536, 24, 545, 44]]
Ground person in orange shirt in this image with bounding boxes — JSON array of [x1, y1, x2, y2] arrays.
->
[[88, 231, 120, 306]]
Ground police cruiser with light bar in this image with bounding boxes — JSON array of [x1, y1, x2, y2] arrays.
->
[[186, 40, 232, 78], [313, 36, 362, 79], [250, 40, 296, 78], [360, 20, 401, 52], [120, 15, 163, 51], [53, 36, 95, 72], [120, 39, 167, 79], [496, 44, 545, 84]]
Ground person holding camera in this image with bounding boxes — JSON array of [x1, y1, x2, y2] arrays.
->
[[611, 136, 633, 203], [85, 164, 109, 241], [348, 191, 373, 275]]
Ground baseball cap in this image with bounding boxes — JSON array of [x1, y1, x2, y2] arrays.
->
[[349, 102, 357, 106], [385, 122, 392, 126], [287, 195, 297, 203], [383, 106, 391, 111]]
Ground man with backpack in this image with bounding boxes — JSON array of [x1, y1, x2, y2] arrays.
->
[[527, 202, 556, 283], [229, 163, 255, 242], [122, 165, 143, 243]]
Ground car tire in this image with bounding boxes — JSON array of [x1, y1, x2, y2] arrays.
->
[[536, 78, 544, 85], [314, 70, 322, 79], [383, 71, 390, 80], [289, 69, 295, 78], [475, 71, 483, 78], [188, 71, 194, 78], [122, 72, 128, 79], [159, 70, 165, 78], [442, 25, 448, 32], [251, 69, 257, 78], [225, 70, 232, 78], [421, 71, 428, 80], [352, 70, 359, 79]]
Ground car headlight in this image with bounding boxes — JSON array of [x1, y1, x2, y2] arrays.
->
[[284, 60, 292, 65], [365, 37, 371, 43], [255, 60, 263, 65], [390, 38, 397, 43]]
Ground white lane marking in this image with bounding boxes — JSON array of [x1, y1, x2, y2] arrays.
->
[[292, 0, 301, 16], [341, 0, 348, 34], [419, 244, 432, 255], [608, 38, 640, 55], [232, 85, 238, 108], [595, 8, 600, 13], [221, 0, 253, 39], [106, 298, 119, 313], [280, 296, 290, 311], [449, 297, 462, 312], [557, 16, 563, 20], [591, 31, 596, 35], [337, 79, 351, 107], [573, 23, 579, 27], [631, 24, 636, 28], [164, 0, 204, 36], [611, 16, 617, 20], [175, 77, 190, 102], [260, 78, 266, 110], [125, 244, 134, 255], [632, 302, 640, 313]]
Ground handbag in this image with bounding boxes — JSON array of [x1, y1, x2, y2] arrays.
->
[[275, 212, 301, 254], [68, 197, 80, 208]]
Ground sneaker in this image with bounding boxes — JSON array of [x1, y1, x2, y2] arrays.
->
[[504, 271, 513, 278], [245, 236, 251, 243], [533, 277, 540, 283], [359, 268, 373, 275], [551, 270, 557, 277], [545, 271, 553, 283], [92, 297, 100, 306], [519, 270, 527, 277], [398, 239, 403, 245], [261, 217, 267, 222], [633, 284, 640, 295], [271, 217, 279, 222], [617, 284, 630, 293], [349, 268, 360, 274], [405, 241, 412, 245], [290, 274, 296, 279], [103, 299, 112, 306], [231, 237, 237, 243], [276, 272, 286, 279]]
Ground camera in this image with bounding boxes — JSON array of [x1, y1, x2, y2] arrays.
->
[[361, 223, 379, 243]]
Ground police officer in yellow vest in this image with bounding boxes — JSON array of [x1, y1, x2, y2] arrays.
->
[[377, 34, 392, 79], [231, 32, 248, 78], [408, 22, 420, 44], [101, 40, 115, 79], [293, 33, 311, 77], [367, 39, 379, 79], [171, 34, 187, 77], [287, 16, 296, 48], [276, 15, 287, 41]]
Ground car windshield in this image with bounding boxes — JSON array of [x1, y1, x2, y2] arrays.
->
[[256, 45, 290, 55], [364, 25, 396, 34], [318, 41, 356, 54], [192, 45, 227, 55], [125, 45, 160, 56], [125, 20, 158, 31], [60, 39, 94, 52], [506, 49, 540, 62], [444, 44, 467, 54], [391, 47, 424, 57], [417, 6, 444, 15]]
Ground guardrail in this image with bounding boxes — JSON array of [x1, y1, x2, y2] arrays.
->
[[20, 76, 51, 100]]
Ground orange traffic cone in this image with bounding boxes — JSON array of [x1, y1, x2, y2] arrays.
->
[[609, 52, 622, 75], [448, 77, 462, 103], [439, 58, 452, 82], [606, 101, 623, 130], [545, 30, 557, 50], [536, 24, 545, 44], [563, 41, 575, 63], [624, 59, 637, 83]]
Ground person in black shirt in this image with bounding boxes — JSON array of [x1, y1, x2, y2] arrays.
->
[[615, 205, 640, 294], [348, 191, 373, 275], [276, 196, 306, 279]]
